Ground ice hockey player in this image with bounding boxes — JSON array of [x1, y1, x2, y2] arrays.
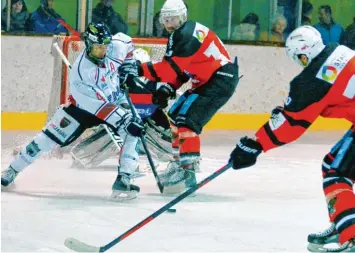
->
[[69, 48, 173, 169], [120, 0, 239, 194], [1, 22, 145, 201], [229, 26, 355, 252]]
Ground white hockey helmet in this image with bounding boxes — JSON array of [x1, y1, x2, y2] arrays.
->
[[133, 48, 151, 63], [160, 0, 187, 32], [285, 26, 325, 67]]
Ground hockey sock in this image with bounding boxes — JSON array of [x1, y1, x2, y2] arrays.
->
[[178, 127, 200, 166], [323, 153, 355, 244]]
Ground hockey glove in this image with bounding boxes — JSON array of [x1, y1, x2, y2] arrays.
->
[[119, 60, 142, 87], [125, 115, 145, 137], [229, 136, 263, 170], [152, 83, 176, 109]]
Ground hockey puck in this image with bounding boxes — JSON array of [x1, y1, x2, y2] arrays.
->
[[167, 208, 176, 213]]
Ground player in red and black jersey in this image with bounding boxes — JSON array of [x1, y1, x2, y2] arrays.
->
[[229, 26, 355, 252], [120, 0, 239, 193]]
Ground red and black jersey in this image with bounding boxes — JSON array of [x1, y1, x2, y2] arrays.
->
[[256, 43, 355, 152], [140, 21, 232, 90]]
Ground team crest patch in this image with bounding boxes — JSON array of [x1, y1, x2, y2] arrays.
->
[[328, 196, 337, 215], [60, 117, 71, 128]]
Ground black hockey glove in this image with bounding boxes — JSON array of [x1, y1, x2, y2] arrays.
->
[[152, 83, 176, 109], [119, 60, 142, 87], [229, 136, 263, 170], [125, 115, 145, 137]]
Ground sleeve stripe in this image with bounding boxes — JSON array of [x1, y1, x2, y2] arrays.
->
[[147, 62, 161, 81], [263, 123, 287, 147], [283, 112, 311, 128], [165, 57, 190, 83], [94, 101, 108, 115], [97, 103, 117, 120]]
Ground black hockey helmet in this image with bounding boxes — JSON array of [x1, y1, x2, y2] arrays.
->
[[84, 22, 112, 65]]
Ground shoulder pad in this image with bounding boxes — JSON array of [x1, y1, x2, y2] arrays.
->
[[112, 33, 132, 44]]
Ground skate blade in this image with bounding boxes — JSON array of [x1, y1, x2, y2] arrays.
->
[[162, 182, 186, 195], [110, 190, 138, 201], [307, 243, 342, 252]]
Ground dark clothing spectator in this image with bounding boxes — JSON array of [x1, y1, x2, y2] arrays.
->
[[92, 2, 127, 35], [340, 17, 355, 50], [301, 0, 313, 25], [232, 12, 260, 41], [1, 0, 32, 32], [153, 11, 169, 38], [31, 0, 67, 34], [314, 5, 344, 44], [314, 22, 344, 45]]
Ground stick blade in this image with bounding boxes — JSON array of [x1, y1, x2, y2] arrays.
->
[[64, 237, 101, 252]]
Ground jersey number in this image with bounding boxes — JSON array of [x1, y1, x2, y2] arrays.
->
[[204, 41, 229, 64], [343, 75, 355, 99]]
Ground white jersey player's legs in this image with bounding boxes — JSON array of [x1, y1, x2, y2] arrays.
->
[[10, 132, 58, 172], [118, 133, 140, 175]]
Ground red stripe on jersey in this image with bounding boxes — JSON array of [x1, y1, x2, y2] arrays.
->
[[96, 103, 117, 120]]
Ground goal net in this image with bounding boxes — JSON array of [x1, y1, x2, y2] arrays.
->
[[49, 35, 191, 120]]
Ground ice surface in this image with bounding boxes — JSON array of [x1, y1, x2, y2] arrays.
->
[[1, 130, 345, 252]]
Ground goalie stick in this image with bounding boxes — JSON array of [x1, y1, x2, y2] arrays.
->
[[64, 163, 232, 252]]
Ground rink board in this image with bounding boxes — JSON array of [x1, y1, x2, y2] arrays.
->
[[1, 112, 351, 130]]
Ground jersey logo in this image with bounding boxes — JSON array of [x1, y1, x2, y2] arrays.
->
[[193, 23, 209, 43], [316, 46, 355, 84], [196, 30, 206, 42], [321, 65, 338, 82], [269, 112, 286, 131]]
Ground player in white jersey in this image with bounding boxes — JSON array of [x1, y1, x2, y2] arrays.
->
[[1, 22, 144, 201]]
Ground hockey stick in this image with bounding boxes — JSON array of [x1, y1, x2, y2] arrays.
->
[[122, 84, 164, 193], [64, 163, 232, 252]]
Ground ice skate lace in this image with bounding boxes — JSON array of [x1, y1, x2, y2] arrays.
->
[[315, 223, 335, 236]]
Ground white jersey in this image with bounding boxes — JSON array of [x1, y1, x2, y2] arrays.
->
[[68, 33, 134, 125]]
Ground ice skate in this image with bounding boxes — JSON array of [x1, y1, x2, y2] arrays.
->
[[158, 160, 180, 182], [162, 162, 197, 195], [307, 223, 340, 252], [111, 172, 140, 201], [1, 166, 19, 187], [308, 238, 355, 252]]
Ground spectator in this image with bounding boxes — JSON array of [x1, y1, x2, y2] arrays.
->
[[31, 0, 67, 34], [1, 0, 32, 32], [231, 12, 260, 41], [301, 0, 313, 25], [259, 14, 287, 42], [340, 17, 355, 50], [92, 0, 127, 35], [314, 5, 343, 44], [153, 11, 169, 38]]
